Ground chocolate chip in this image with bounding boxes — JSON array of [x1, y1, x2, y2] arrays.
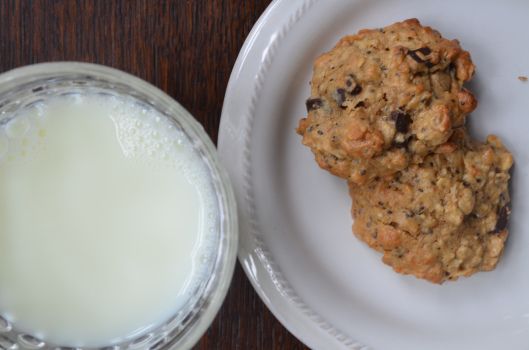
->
[[416, 47, 431, 55], [390, 109, 405, 120], [354, 101, 365, 108], [407, 47, 434, 68], [407, 50, 423, 62], [350, 85, 362, 96], [493, 205, 511, 233], [391, 110, 412, 133], [305, 98, 323, 112], [345, 75, 362, 95]]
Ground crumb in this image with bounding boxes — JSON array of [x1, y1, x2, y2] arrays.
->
[[519, 76, 528, 82]]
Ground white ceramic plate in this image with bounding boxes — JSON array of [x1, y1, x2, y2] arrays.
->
[[218, 1, 529, 349]]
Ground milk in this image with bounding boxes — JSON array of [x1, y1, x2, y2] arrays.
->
[[0, 94, 218, 347]]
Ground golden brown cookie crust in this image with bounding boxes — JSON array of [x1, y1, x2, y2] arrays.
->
[[349, 131, 513, 283], [297, 18, 477, 185]]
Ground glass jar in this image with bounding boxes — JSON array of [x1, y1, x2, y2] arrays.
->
[[0, 62, 238, 350]]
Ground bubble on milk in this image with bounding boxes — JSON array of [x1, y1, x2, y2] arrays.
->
[[103, 94, 222, 245], [107, 97, 189, 165]]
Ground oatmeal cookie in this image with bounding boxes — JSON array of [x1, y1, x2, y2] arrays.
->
[[349, 131, 513, 283], [297, 18, 477, 184]]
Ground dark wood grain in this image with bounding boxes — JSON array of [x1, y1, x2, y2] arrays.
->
[[0, 1, 310, 349]]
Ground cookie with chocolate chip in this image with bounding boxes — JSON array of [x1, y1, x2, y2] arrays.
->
[[297, 18, 477, 184], [349, 131, 513, 283]]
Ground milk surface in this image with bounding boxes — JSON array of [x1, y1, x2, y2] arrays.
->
[[0, 94, 217, 347]]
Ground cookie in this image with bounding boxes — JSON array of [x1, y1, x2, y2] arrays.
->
[[349, 131, 513, 283], [297, 19, 477, 184]]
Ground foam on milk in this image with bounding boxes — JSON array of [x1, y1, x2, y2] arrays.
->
[[0, 93, 219, 347]]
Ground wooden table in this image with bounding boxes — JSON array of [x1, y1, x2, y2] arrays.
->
[[0, 1, 310, 349]]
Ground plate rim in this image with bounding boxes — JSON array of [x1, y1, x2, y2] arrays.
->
[[218, 0, 370, 349]]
